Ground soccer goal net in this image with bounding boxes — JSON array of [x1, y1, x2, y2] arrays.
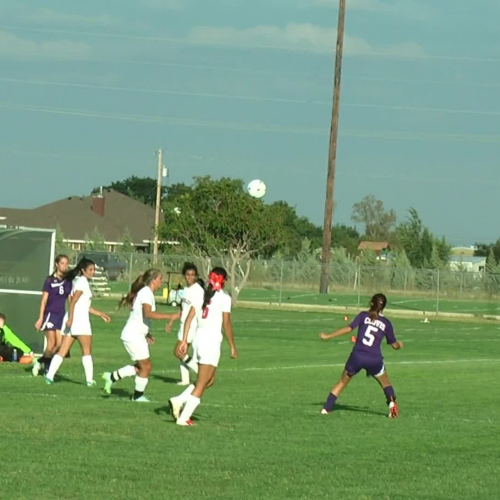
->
[[0, 227, 55, 353]]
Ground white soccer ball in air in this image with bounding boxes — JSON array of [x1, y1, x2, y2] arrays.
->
[[247, 179, 267, 199]]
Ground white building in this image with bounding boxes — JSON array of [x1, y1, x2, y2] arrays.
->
[[449, 256, 486, 273]]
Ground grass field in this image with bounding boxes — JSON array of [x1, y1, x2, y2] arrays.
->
[[3, 301, 499, 499], [108, 281, 500, 316]]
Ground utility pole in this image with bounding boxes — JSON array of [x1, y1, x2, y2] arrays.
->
[[153, 148, 163, 265], [319, 0, 347, 294]]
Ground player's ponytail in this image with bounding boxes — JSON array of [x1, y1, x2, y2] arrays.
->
[[65, 258, 95, 283], [119, 268, 161, 308], [369, 293, 387, 320], [202, 267, 227, 310]]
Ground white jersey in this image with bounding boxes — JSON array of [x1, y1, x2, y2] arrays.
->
[[178, 282, 205, 342], [194, 290, 231, 343], [65, 276, 92, 335], [121, 286, 156, 341]]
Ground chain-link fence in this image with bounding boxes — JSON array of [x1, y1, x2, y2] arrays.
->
[[68, 251, 500, 316]]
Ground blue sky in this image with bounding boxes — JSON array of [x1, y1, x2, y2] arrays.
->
[[1, 0, 500, 245]]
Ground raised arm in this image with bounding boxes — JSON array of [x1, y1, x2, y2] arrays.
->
[[143, 303, 178, 322], [319, 326, 352, 341]]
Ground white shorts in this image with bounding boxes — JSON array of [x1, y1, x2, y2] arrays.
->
[[192, 339, 222, 367], [62, 314, 92, 336], [122, 337, 150, 361], [177, 324, 197, 344]]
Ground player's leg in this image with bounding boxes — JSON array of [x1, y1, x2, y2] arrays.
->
[[176, 364, 216, 426], [76, 335, 95, 386], [33, 329, 56, 376], [132, 358, 152, 402], [373, 369, 398, 418], [103, 339, 144, 394], [45, 335, 74, 384], [322, 370, 353, 414], [174, 340, 198, 385]]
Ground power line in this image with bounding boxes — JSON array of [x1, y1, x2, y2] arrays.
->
[[2, 78, 500, 116], [2, 24, 500, 62], [2, 100, 500, 144]]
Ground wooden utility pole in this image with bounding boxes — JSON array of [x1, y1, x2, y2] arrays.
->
[[319, 0, 347, 294], [153, 148, 163, 265]]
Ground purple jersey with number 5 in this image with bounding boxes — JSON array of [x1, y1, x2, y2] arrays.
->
[[349, 312, 396, 359]]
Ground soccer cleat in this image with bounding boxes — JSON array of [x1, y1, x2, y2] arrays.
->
[[169, 398, 182, 420], [31, 360, 42, 377], [86, 380, 97, 387], [176, 419, 195, 426], [388, 399, 399, 419], [102, 372, 113, 395], [320, 409, 330, 415], [132, 395, 151, 403], [44, 376, 54, 385]]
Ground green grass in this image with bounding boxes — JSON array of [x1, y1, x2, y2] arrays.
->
[[4, 301, 499, 499]]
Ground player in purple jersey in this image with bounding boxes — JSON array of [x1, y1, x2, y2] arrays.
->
[[32, 255, 72, 376], [319, 294, 404, 418]]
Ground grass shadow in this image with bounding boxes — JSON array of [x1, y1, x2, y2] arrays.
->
[[311, 402, 386, 417], [151, 374, 180, 385]]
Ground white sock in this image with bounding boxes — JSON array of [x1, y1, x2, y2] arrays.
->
[[182, 355, 199, 374], [113, 365, 137, 381], [173, 383, 195, 404], [135, 376, 149, 393], [46, 354, 64, 380], [82, 355, 93, 383], [179, 362, 190, 384], [178, 394, 200, 423]]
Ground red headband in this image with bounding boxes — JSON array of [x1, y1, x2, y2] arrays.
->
[[208, 272, 225, 291]]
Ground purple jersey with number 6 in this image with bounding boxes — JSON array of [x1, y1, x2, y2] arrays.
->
[[43, 275, 72, 314], [349, 312, 396, 359]]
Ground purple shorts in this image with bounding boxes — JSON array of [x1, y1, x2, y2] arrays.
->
[[345, 352, 385, 378], [42, 311, 65, 332]]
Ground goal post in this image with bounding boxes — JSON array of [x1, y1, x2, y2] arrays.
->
[[0, 226, 55, 353]]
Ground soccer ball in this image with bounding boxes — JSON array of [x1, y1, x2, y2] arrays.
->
[[247, 179, 267, 199]]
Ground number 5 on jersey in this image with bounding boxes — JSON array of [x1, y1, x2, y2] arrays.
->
[[362, 325, 377, 347]]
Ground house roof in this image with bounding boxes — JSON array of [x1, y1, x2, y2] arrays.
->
[[0, 189, 155, 244], [449, 256, 486, 265], [358, 241, 390, 252]]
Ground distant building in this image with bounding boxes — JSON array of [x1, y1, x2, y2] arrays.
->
[[358, 241, 391, 261], [449, 256, 486, 273], [0, 189, 156, 252], [451, 246, 476, 257]]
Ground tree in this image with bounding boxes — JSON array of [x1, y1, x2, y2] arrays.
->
[[475, 238, 500, 263], [351, 194, 397, 241], [94, 176, 166, 207], [120, 227, 135, 254], [160, 176, 289, 303], [397, 208, 424, 267], [332, 224, 360, 257], [165, 182, 192, 203], [83, 227, 106, 252], [55, 224, 71, 255]]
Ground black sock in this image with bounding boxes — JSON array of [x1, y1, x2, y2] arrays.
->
[[133, 390, 144, 400], [111, 371, 121, 383]]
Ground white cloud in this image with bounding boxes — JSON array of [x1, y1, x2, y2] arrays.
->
[[0, 30, 92, 60], [187, 24, 426, 58]]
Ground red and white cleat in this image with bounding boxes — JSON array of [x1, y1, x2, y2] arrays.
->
[[388, 399, 399, 419], [176, 419, 196, 427], [169, 398, 182, 421]]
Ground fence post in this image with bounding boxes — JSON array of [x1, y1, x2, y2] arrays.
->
[[292, 261, 296, 287], [128, 252, 133, 290], [436, 269, 440, 315], [278, 259, 284, 306], [357, 265, 361, 308], [404, 269, 408, 293]]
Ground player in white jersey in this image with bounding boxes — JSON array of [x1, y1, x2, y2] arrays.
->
[[169, 267, 238, 426], [45, 258, 111, 386], [102, 269, 178, 402], [165, 263, 205, 385]]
